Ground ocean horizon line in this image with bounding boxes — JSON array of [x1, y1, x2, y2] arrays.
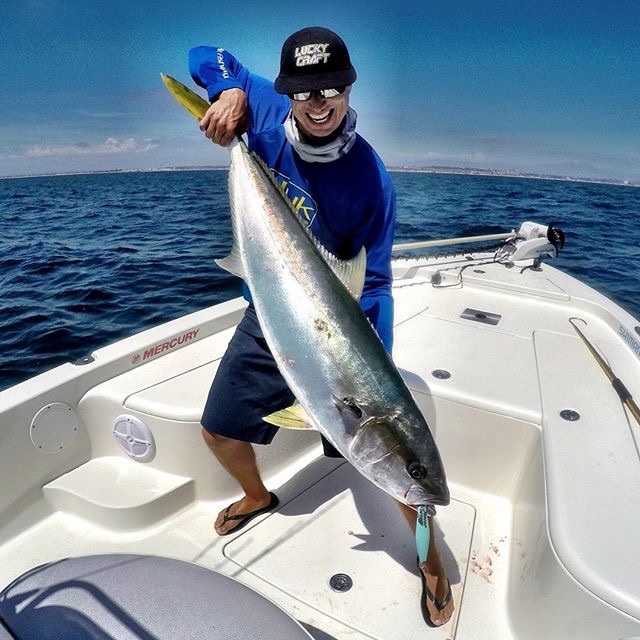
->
[[1, 164, 638, 188]]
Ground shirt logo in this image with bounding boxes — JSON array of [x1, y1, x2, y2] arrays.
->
[[216, 48, 230, 79], [271, 169, 317, 226], [294, 43, 330, 67]]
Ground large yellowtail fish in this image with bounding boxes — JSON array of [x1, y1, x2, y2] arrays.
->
[[161, 74, 449, 508]]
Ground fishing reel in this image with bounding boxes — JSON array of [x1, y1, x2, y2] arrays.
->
[[495, 221, 566, 265]]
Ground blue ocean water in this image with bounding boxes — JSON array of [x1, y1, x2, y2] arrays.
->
[[2, 170, 639, 391]]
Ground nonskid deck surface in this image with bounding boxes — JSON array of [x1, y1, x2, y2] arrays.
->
[[0, 456, 516, 640], [219, 462, 517, 640], [223, 462, 473, 640]]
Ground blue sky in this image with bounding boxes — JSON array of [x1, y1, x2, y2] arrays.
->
[[1, 0, 638, 180]]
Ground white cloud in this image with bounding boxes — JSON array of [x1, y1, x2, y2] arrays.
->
[[24, 137, 156, 158]]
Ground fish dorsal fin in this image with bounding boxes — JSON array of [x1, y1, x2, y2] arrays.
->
[[262, 404, 316, 430], [215, 139, 245, 279], [215, 254, 244, 279]]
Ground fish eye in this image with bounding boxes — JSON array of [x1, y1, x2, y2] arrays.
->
[[406, 461, 427, 480]]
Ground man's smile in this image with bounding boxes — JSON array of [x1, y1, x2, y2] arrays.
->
[[307, 109, 332, 124]]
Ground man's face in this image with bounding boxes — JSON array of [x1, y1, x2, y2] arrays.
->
[[290, 85, 351, 140]]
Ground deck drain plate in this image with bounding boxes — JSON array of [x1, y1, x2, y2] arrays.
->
[[329, 573, 353, 592]]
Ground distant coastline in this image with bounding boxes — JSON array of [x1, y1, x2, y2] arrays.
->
[[1, 164, 638, 187], [0, 166, 228, 180], [387, 165, 639, 188]]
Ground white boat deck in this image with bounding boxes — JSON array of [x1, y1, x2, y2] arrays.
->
[[1, 256, 640, 638], [0, 458, 509, 639]]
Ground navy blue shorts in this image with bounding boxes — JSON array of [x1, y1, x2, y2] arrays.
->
[[201, 305, 342, 457]]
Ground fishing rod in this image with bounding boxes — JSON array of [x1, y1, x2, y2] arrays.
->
[[569, 317, 640, 427], [392, 222, 565, 262], [392, 231, 515, 251]]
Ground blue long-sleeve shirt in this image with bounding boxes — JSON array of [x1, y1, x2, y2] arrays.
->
[[189, 46, 396, 352]]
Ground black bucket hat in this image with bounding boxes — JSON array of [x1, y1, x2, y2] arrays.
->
[[274, 27, 357, 95]]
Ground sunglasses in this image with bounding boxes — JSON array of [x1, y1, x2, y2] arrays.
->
[[289, 86, 347, 101]]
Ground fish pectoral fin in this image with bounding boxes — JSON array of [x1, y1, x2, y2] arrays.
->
[[332, 394, 365, 420], [262, 404, 316, 430], [331, 395, 373, 434]]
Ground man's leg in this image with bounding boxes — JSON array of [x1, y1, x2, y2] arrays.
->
[[202, 429, 273, 535], [397, 502, 454, 626], [199, 306, 294, 535]]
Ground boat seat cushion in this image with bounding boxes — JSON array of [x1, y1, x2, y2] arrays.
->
[[0, 554, 311, 640]]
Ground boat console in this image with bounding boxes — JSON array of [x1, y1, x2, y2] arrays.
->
[[0, 554, 312, 639]]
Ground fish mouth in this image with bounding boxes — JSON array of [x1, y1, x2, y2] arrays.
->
[[404, 484, 430, 508], [404, 483, 450, 508]]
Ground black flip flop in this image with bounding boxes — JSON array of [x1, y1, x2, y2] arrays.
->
[[417, 557, 452, 627], [218, 492, 280, 536]]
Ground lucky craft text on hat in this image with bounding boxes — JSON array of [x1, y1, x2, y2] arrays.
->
[[274, 27, 357, 95]]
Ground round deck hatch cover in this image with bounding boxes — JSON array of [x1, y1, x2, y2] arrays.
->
[[30, 402, 79, 453], [113, 414, 155, 461]]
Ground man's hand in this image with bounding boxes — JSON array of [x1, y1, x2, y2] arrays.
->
[[199, 88, 248, 146]]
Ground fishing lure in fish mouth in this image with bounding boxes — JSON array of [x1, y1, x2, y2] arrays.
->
[[416, 505, 435, 565]]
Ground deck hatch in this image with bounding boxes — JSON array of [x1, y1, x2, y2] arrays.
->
[[460, 308, 502, 326]]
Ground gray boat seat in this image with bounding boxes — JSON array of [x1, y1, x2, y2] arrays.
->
[[0, 554, 312, 640]]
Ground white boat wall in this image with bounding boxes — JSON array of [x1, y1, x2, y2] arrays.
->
[[1, 223, 640, 639]]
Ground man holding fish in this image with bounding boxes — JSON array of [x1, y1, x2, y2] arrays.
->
[[188, 27, 453, 627]]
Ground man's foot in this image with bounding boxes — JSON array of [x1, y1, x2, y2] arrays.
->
[[214, 492, 279, 536], [418, 558, 454, 627]]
